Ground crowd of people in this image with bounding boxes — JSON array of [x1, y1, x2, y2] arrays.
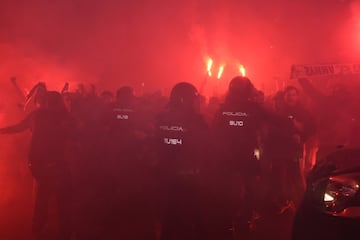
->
[[0, 75, 359, 240]]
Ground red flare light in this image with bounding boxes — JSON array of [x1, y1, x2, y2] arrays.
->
[[217, 65, 225, 79], [207, 58, 213, 77], [239, 65, 246, 77]]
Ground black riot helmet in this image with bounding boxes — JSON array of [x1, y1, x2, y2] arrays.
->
[[169, 82, 199, 112], [226, 76, 255, 103], [116, 86, 134, 107]]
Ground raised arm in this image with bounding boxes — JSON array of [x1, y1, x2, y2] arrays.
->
[[0, 112, 33, 134], [298, 78, 325, 101]]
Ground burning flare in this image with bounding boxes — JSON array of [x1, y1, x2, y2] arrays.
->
[[239, 65, 246, 77], [207, 58, 213, 77], [217, 65, 225, 79]]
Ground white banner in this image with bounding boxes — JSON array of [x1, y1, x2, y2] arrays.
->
[[290, 63, 360, 79]]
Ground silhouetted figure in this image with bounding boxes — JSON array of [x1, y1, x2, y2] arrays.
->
[[264, 86, 316, 212], [298, 78, 360, 160], [155, 82, 209, 240], [0, 91, 73, 240], [102, 86, 154, 240], [212, 76, 265, 239]]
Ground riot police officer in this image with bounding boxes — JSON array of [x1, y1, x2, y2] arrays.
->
[[103, 86, 154, 239], [212, 76, 265, 239], [155, 82, 209, 240]]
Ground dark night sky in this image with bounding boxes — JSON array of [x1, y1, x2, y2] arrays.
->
[[0, 0, 358, 95]]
